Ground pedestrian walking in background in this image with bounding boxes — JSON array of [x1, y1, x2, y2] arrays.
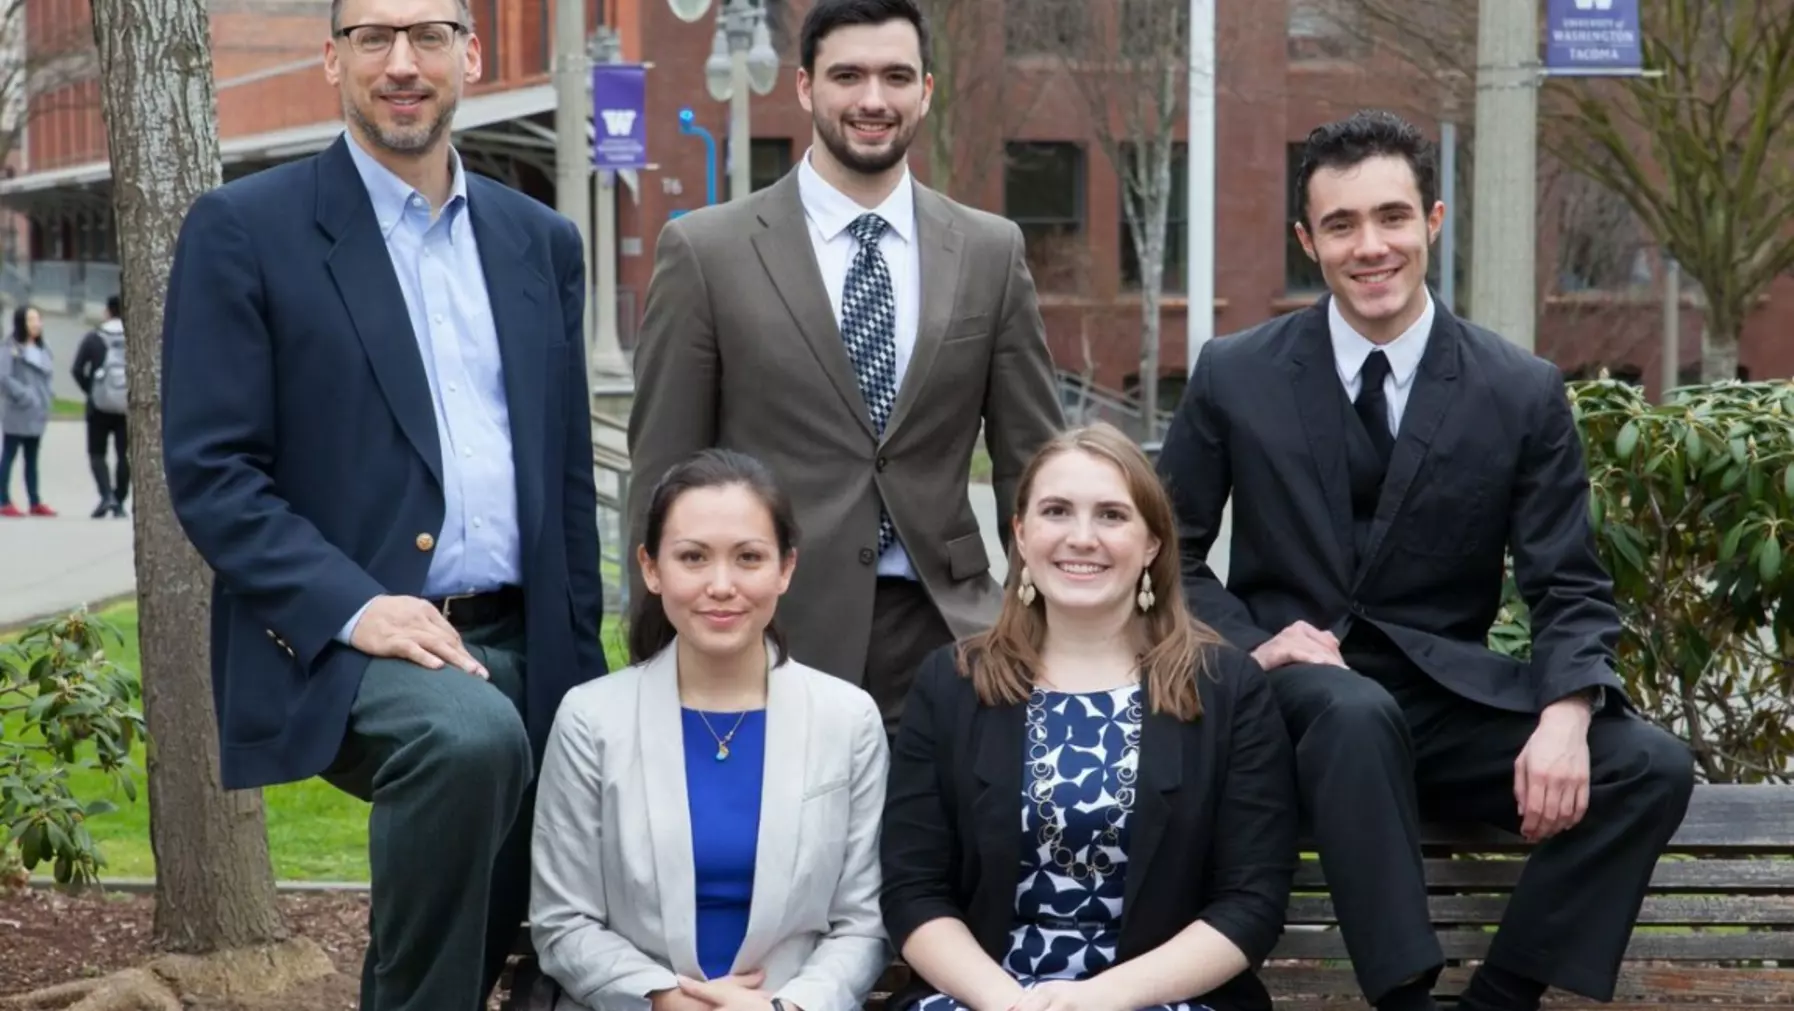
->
[[1, 304, 56, 517], [71, 294, 131, 518]]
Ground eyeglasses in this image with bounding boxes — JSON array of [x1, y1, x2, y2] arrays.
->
[[336, 21, 467, 57]]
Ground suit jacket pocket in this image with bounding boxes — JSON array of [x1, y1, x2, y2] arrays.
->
[[946, 531, 990, 581], [942, 313, 994, 344]]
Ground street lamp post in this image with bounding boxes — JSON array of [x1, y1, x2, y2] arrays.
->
[[668, 0, 779, 202]]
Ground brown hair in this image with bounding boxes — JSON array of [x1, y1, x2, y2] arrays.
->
[[957, 423, 1223, 721]]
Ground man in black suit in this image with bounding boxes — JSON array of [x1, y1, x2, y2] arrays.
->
[[1156, 110, 1693, 1011], [162, 1, 607, 1008]]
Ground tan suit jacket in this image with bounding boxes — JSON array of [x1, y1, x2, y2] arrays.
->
[[529, 643, 890, 1011], [627, 169, 1064, 682]]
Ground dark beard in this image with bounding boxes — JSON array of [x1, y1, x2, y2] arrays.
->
[[814, 113, 914, 176]]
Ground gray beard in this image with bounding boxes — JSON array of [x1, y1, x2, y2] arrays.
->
[[347, 95, 457, 156]]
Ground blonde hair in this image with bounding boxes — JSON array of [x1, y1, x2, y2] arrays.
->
[[957, 423, 1222, 721]]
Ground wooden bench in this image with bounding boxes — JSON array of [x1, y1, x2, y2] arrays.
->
[[503, 785, 1794, 1010]]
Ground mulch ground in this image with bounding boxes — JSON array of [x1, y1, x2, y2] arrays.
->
[[0, 888, 514, 1009]]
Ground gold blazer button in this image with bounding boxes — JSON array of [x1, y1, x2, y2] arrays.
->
[[416, 533, 435, 551]]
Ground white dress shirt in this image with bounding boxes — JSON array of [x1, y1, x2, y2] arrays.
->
[[1327, 289, 1435, 437], [796, 148, 922, 579]]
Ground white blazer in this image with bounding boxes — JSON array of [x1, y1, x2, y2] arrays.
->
[[529, 640, 892, 1011]]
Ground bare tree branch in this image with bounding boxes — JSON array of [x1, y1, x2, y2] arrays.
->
[[1337, 0, 1794, 382], [1020, 0, 1190, 440], [915, 0, 1044, 201]]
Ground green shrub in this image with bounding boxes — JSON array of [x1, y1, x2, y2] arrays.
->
[[0, 609, 146, 889], [1491, 379, 1794, 782]]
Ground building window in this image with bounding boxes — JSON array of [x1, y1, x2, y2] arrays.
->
[[1005, 141, 1086, 292], [1288, 0, 1363, 62], [1118, 142, 1187, 292], [751, 138, 792, 192], [1006, 0, 1083, 57], [477, 0, 502, 80], [1285, 143, 1327, 294]]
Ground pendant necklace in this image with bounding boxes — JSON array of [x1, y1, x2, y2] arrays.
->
[[696, 709, 750, 761]]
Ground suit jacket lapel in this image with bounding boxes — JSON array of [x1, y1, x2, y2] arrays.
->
[[1120, 706, 1182, 927], [465, 180, 547, 562], [735, 656, 803, 973], [317, 137, 443, 489], [882, 185, 962, 440], [1286, 301, 1355, 583], [749, 174, 876, 438], [639, 649, 703, 977], [1353, 310, 1462, 589]]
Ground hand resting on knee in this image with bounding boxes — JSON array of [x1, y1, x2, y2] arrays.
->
[[348, 594, 490, 679], [1250, 620, 1345, 671]]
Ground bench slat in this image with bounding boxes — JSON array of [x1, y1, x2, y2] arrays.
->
[[1286, 894, 1794, 927], [1266, 964, 1794, 1001], [1293, 857, 1794, 893], [1273, 927, 1794, 962], [1386, 785, 1794, 854]]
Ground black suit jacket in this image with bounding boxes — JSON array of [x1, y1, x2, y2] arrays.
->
[[1156, 296, 1625, 714], [162, 135, 608, 790], [879, 642, 1298, 1011]]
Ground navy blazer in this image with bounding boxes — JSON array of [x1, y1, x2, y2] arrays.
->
[[161, 134, 608, 790]]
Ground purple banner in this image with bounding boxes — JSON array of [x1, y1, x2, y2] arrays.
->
[[592, 63, 647, 170], [1544, 0, 1643, 76]]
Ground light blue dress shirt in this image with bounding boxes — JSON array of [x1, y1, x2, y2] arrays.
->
[[336, 133, 521, 643]]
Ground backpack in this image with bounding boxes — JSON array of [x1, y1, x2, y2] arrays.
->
[[90, 328, 128, 415]]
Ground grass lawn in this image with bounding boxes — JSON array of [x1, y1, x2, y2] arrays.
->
[[6, 600, 631, 883], [51, 397, 84, 420]]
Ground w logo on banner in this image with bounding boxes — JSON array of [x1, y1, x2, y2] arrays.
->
[[591, 63, 647, 169], [1573, 0, 1613, 9], [600, 109, 637, 137]]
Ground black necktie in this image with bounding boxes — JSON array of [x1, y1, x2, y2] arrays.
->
[[1355, 350, 1395, 467]]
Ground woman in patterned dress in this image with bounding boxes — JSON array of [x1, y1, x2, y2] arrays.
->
[[880, 423, 1300, 1011]]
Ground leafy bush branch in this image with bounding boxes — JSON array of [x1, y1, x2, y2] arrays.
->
[[1, 609, 146, 889], [1492, 379, 1794, 782]]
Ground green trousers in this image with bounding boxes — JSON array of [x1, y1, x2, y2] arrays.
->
[[321, 610, 535, 1011]]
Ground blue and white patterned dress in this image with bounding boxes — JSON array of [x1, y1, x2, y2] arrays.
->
[[915, 684, 1213, 1011]]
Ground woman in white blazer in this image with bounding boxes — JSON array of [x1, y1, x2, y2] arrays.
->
[[530, 448, 892, 1011]]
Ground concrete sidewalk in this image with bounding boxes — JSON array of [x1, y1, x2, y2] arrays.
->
[[0, 419, 137, 628]]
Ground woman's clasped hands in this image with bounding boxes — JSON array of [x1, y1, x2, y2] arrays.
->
[[653, 970, 802, 1011], [1003, 979, 1119, 1011]]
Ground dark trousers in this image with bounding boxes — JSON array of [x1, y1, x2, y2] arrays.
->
[[322, 610, 535, 1011], [866, 575, 955, 735], [1269, 635, 1694, 1003], [0, 433, 41, 506], [86, 409, 129, 506]]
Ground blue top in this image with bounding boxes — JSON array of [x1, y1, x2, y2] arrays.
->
[[683, 707, 766, 980]]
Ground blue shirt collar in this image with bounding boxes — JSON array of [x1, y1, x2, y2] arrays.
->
[[343, 129, 469, 238]]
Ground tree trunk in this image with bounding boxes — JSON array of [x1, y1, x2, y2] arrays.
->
[[1701, 317, 1741, 383], [90, 0, 285, 952]]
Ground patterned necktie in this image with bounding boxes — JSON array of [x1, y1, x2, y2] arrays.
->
[[1354, 349, 1395, 468], [841, 213, 900, 556]]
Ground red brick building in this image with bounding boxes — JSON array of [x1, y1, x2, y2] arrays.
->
[[4, 0, 1789, 401]]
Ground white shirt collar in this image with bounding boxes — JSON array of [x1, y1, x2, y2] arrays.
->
[[1328, 289, 1435, 390], [796, 146, 915, 244]]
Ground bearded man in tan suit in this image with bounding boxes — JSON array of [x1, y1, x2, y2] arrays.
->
[[627, 0, 1063, 728]]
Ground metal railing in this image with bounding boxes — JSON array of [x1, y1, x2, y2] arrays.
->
[[590, 408, 632, 614], [1056, 369, 1174, 442]]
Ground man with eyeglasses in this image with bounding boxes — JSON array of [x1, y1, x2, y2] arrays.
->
[[160, 1, 609, 1009]]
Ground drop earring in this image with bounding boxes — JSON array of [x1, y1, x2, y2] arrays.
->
[[1018, 566, 1037, 606], [1137, 570, 1156, 613]]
